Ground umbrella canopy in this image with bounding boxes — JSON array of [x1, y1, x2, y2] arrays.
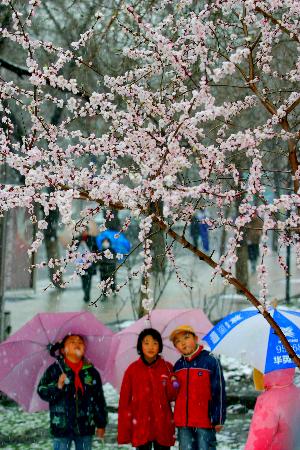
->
[[0, 311, 113, 412], [96, 229, 131, 255], [203, 307, 300, 373], [105, 308, 212, 390]]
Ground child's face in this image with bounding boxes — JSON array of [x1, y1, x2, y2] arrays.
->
[[174, 332, 198, 355], [141, 335, 160, 361], [63, 335, 85, 361]]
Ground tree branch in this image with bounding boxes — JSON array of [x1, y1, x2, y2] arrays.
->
[[153, 215, 300, 370], [0, 57, 30, 77], [255, 6, 299, 44]]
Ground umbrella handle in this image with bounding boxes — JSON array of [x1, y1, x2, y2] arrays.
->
[[56, 359, 70, 385]]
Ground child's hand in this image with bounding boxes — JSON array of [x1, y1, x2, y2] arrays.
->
[[96, 428, 105, 439], [215, 424, 223, 432], [57, 373, 67, 389], [171, 376, 180, 389]]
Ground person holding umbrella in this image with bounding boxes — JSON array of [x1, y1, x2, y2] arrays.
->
[[76, 229, 98, 303], [38, 334, 107, 450], [98, 237, 117, 294], [118, 328, 177, 449]]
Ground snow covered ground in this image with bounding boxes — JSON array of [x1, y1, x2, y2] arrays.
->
[[0, 402, 251, 449]]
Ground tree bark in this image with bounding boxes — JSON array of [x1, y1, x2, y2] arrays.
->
[[236, 241, 249, 292]]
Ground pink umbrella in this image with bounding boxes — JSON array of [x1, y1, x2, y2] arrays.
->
[[105, 308, 212, 390], [0, 311, 113, 412]]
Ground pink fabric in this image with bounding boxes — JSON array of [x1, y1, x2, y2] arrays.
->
[[245, 369, 300, 450], [0, 311, 113, 412]]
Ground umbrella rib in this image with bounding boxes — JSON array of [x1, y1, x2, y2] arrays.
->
[[52, 311, 87, 342], [3, 339, 46, 348], [53, 312, 112, 340], [0, 347, 49, 386], [29, 363, 50, 412], [38, 313, 53, 342], [158, 309, 191, 337]]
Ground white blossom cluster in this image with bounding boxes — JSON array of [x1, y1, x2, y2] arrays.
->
[[0, 0, 299, 307]]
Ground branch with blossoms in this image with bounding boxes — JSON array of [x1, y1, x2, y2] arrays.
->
[[0, 1, 300, 366]]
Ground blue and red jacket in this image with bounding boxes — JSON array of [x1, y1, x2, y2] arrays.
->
[[173, 345, 226, 428]]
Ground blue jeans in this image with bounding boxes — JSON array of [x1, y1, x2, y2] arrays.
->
[[53, 436, 93, 450], [178, 427, 217, 450]]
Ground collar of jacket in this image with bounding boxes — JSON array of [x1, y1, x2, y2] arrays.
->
[[183, 344, 203, 362], [140, 355, 161, 367]]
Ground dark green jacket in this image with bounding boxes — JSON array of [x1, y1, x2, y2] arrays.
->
[[37, 358, 107, 438]]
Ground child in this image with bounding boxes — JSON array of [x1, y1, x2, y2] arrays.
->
[[38, 334, 107, 450], [245, 368, 300, 450], [118, 328, 176, 449], [169, 325, 226, 450]]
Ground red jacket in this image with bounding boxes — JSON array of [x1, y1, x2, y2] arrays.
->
[[173, 346, 226, 428], [118, 356, 176, 447]]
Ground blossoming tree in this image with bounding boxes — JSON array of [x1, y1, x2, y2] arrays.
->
[[0, 0, 299, 364]]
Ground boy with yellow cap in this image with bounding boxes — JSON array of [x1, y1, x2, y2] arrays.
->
[[169, 325, 226, 450]]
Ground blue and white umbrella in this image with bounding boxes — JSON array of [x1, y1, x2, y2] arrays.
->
[[203, 307, 300, 373]]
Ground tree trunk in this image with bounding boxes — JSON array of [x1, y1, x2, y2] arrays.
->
[[236, 241, 249, 292], [235, 198, 248, 292], [138, 201, 166, 317], [44, 233, 62, 287], [219, 207, 230, 257], [43, 198, 63, 287], [138, 274, 149, 318]]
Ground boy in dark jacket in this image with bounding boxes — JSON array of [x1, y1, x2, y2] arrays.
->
[[169, 325, 226, 450], [38, 334, 107, 450]]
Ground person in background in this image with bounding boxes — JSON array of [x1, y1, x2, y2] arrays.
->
[[190, 210, 210, 252], [38, 334, 107, 450], [118, 328, 177, 449], [170, 325, 226, 450], [245, 368, 300, 450], [98, 237, 117, 294], [77, 230, 98, 303]]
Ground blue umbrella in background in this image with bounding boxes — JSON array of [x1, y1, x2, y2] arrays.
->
[[203, 307, 300, 373], [96, 229, 131, 256]]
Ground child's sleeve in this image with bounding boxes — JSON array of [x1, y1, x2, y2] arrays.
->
[[210, 355, 226, 425], [117, 367, 133, 444], [92, 370, 108, 429], [37, 365, 64, 403]]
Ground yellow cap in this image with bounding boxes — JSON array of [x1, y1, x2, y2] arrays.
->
[[169, 325, 196, 342]]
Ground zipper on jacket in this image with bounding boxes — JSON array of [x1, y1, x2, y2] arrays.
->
[[75, 372, 83, 434], [186, 367, 190, 426]]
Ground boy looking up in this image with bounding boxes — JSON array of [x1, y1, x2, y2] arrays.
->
[[169, 325, 226, 450]]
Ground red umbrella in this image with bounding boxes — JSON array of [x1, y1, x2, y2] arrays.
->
[[105, 308, 213, 390]]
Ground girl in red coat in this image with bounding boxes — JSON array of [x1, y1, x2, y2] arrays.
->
[[118, 328, 176, 449]]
